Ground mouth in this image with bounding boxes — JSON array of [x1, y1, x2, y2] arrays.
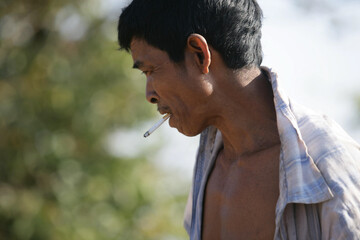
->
[[157, 106, 172, 115]]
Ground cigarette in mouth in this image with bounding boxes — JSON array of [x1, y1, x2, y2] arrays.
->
[[143, 113, 171, 138]]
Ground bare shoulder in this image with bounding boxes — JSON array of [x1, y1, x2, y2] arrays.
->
[[202, 145, 280, 240]]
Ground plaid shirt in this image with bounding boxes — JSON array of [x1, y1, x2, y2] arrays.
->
[[184, 67, 360, 240]]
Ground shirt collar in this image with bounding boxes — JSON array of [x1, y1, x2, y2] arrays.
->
[[262, 66, 334, 206]]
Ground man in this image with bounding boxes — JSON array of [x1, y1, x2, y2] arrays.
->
[[117, 0, 360, 239]]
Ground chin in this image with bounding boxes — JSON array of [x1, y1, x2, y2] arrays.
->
[[179, 130, 198, 137], [176, 125, 203, 137], [170, 115, 203, 136]]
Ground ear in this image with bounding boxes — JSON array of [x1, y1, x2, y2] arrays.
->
[[186, 34, 211, 74]]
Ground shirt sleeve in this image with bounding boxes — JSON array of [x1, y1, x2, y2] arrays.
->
[[318, 189, 360, 240]]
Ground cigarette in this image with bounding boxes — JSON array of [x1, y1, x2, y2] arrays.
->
[[143, 113, 171, 138]]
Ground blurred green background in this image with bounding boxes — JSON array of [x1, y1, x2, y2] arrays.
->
[[1, 0, 360, 240], [0, 0, 189, 239]]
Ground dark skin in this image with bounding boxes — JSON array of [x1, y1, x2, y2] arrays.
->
[[130, 34, 280, 239], [202, 144, 280, 240]]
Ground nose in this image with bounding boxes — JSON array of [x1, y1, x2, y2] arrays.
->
[[145, 77, 159, 104]]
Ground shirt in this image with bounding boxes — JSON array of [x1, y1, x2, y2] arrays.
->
[[183, 67, 360, 240]]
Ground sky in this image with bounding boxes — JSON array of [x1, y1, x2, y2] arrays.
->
[[109, 0, 360, 178]]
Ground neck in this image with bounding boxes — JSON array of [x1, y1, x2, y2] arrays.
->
[[211, 67, 280, 160]]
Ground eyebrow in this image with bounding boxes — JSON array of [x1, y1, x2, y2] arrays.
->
[[132, 60, 144, 69]]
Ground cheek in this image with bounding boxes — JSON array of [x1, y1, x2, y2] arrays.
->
[[183, 72, 214, 98], [154, 68, 213, 110]]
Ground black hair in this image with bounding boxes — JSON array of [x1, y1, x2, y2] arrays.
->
[[118, 0, 263, 69]]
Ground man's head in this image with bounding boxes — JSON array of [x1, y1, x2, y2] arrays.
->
[[117, 0, 264, 136], [118, 0, 263, 70]]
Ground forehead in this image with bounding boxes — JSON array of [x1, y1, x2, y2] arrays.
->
[[130, 38, 169, 65]]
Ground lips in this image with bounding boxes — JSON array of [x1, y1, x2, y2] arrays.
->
[[157, 105, 172, 115]]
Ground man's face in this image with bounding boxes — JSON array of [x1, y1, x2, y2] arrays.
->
[[130, 38, 214, 136]]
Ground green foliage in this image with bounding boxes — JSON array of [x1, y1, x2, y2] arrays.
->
[[0, 1, 188, 239]]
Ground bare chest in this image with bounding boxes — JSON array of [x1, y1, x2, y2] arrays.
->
[[202, 148, 280, 240]]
